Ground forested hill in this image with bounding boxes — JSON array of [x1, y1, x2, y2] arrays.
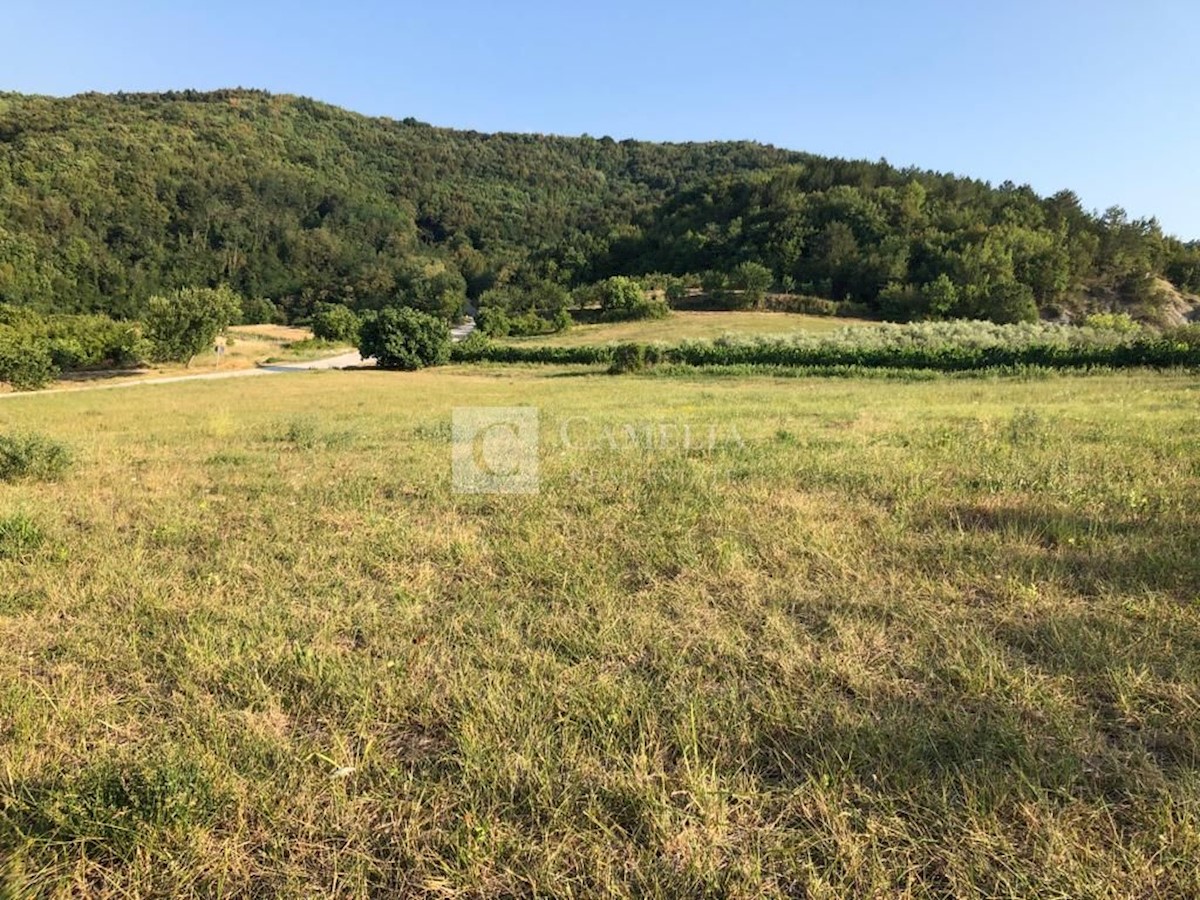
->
[[1, 88, 1197, 324]]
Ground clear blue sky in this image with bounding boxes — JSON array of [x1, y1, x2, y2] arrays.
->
[[5, 0, 1197, 239]]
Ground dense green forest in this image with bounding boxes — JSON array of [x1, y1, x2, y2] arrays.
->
[[1, 89, 1197, 325]]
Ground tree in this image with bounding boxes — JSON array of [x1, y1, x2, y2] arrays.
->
[[311, 304, 361, 343], [981, 281, 1038, 324], [239, 296, 278, 325], [730, 261, 773, 307], [595, 277, 667, 321], [357, 306, 450, 370], [920, 274, 959, 319], [0, 327, 57, 390], [144, 286, 242, 365]]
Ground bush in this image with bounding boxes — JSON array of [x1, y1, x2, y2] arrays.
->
[[475, 306, 512, 337], [763, 295, 840, 316], [311, 304, 361, 343], [609, 343, 649, 374], [594, 277, 669, 321], [1084, 312, 1140, 333], [476, 281, 571, 336], [358, 306, 450, 370], [144, 285, 242, 364], [44, 315, 146, 368], [0, 432, 72, 482], [0, 329, 58, 390], [981, 281, 1038, 325], [239, 296, 279, 325]]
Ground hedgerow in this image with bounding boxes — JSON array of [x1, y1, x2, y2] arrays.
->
[[449, 321, 1200, 373]]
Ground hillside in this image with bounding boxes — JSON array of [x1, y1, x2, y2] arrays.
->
[[1, 89, 1197, 323]]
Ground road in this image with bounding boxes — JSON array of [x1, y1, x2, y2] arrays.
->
[[0, 319, 475, 400]]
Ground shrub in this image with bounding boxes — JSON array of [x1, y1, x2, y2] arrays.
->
[[0, 329, 58, 390], [358, 306, 450, 370], [764, 295, 840, 316], [1084, 312, 1140, 333], [477, 281, 571, 335], [1164, 324, 1200, 347], [239, 295, 279, 325], [44, 315, 146, 368], [594, 277, 669, 321], [311, 304, 361, 343], [609, 343, 648, 374], [475, 305, 512, 337], [664, 277, 689, 305], [144, 285, 242, 364], [0, 432, 72, 482]]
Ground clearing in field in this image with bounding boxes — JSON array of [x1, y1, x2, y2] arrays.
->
[[499, 310, 870, 346], [1, 367, 1198, 897]]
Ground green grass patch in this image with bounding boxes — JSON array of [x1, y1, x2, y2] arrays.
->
[[0, 433, 72, 482]]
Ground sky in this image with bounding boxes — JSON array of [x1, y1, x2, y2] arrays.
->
[[4, 0, 1198, 239]]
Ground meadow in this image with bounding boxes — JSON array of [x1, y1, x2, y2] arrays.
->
[[1, 366, 1198, 897], [498, 311, 867, 346]]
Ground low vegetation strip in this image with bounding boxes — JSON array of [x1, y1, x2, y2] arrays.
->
[[452, 321, 1200, 372]]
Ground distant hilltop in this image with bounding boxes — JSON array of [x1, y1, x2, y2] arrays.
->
[[0, 89, 1196, 325]]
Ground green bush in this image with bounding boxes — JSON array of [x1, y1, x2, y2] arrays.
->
[[0, 432, 73, 482], [239, 296, 279, 325], [476, 281, 572, 336], [311, 304, 361, 343], [44, 315, 146, 368], [609, 343, 648, 374], [358, 306, 450, 370], [729, 261, 774, 307], [0, 329, 58, 390], [144, 285, 242, 364], [476, 306, 511, 337], [593, 277, 669, 321], [764, 295, 840, 316], [1083, 312, 1140, 333]]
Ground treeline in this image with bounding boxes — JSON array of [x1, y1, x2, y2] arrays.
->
[[0, 90, 1197, 326]]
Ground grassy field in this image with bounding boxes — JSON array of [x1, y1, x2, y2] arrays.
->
[[500, 310, 870, 346], [1, 366, 1199, 896]]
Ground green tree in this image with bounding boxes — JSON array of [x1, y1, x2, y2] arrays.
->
[[311, 304, 361, 343], [730, 261, 773, 307], [920, 274, 959, 319], [981, 281, 1038, 324], [358, 307, 450, 370], [144, 286, 242, 365], [595, 277, 667, 321], [239, 296, 278, 325], [0, 328, 57, 390]]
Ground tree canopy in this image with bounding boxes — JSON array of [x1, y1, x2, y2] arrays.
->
[[0, 89, 1195, 326]]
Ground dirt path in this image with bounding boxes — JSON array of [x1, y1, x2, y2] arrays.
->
[[0, 318, 475, 401]]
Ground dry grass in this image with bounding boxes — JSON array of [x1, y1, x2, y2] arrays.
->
[[50, 325, 348, 390], [0, 366, 1198, 897], [501, 311, 871, 347]]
